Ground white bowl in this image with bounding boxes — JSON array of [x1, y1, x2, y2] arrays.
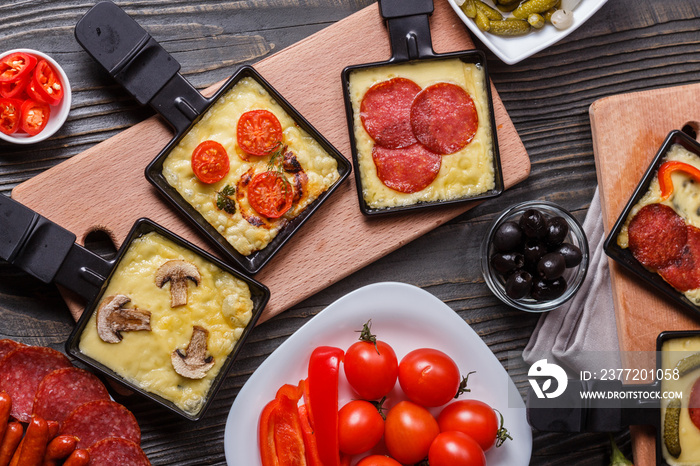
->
[[447, 0, 609, 65], [0, 48, 71, 144]]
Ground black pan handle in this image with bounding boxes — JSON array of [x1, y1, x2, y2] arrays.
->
[[0, 195, 112, 304], [74, 1, 209, 134], [379, 0, 437, 62], [527, 379, 660, 432]]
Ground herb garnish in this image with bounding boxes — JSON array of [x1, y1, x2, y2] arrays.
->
[[216, 185, 236, 214]]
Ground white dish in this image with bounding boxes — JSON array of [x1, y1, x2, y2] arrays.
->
[[447, 0, 609, 65], [224, 282, 532, 465]]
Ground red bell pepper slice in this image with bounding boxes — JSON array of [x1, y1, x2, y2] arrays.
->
[[307, 346, 344, 466], [658, 161, 700, 200], [0, 52, 37, 83], [298, 404, 323, 466]]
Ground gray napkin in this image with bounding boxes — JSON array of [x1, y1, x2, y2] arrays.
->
[[522, 188, 622, 374]]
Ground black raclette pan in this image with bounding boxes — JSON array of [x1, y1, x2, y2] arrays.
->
[[74, 1, 351, 274], [0, 194, 270, 421], [341, 0, 504, 216]]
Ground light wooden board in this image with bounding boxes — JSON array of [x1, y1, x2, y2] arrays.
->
[[12, 0, 530, 324], [591, 82, 700, 466]]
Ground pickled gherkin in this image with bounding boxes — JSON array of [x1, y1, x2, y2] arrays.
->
[[674, 351, 700, 377], [664, 398, 682, 458], [475, 0, 503, 20], [460, 0, 477, 19], [528, 13, 545, 28], [488, 18, 531, 36], [513, 0, 559, 19], [475, 9, 491, 31]]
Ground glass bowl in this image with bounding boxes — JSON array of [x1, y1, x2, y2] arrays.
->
[[481, 200, 589, 312]]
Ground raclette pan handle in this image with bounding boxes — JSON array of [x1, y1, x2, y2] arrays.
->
[[74, 1, 209, 134], [379, 0, 437, 62], [0, 195, 112, 304]]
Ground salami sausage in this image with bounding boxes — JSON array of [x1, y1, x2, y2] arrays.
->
[[360, 78, 421, 149], [0, 346, 71, 423], [689, 376, 700, 430], [0, 341, 23, 362], [659, 224, 700, 291], [60, 400, 140, 450], [86, 438, 150, 466], [372, 143, 441, 194], [628, 203, 687, 269], [410, 82, 478, 155], [33, 367, 110, 427]]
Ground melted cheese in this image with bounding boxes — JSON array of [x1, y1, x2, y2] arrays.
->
[[348, 59, 495, 209], [162, 77, 340, 256], [662, 337, 700, 465], [79, 232, 254, 415], [617, 144, 700, 304]]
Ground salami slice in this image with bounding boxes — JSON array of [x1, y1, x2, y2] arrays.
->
[[372, 143, 441, 194], [0, 345, 72, 422], [33, 367, 110, 426], [360, 77, 421, 149], [628, 203, 687, 269], [659, 224, 700, 291], [60, 400, 141, 449], [0, 339, 24, 361], [87, 438, 150, 465], [689, 376, 700, 430], [410, 82, 478, 155]]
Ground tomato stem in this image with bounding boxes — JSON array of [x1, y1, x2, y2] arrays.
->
[[454, 370, 476, 398], [356, 319, 379, 354], [368, 396, 388, 420], [494, 409, 513, 448]]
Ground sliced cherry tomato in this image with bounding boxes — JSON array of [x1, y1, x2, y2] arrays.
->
[[338, 400, 384, 456], [428, 431, 486, 466], [355, 456, 402, 466], [384, 400, 439, 464], [247, 171, 294, 218], [0, 74, 29, 99], [344, 321, 398, 400], [0, 98, 23, 135], [237, 109, 283, 156], [398, 348, 461, 407], [437, 400, 499, 451], [31, 60, 63, 106], [191, 140, 230, 184], [0, 52, 37, 83], [20, 99, 50, 135]]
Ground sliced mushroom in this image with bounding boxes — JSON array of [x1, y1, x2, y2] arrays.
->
[[96, 294, 151, 344], [171, 326, 215, 379], [155, 260, 201, 307]]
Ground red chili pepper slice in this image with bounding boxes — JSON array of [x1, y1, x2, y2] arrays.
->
[[658, 161, 700, 200], [0, 53, 37, 83], [0, 98, 23, 135], [307, 346, 344, 466], [26, 80, 48, 104], [30, 60, 63, 106], [0, 74, 29, 100], [20, 99, 50, 136]]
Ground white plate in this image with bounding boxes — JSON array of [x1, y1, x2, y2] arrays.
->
[[447, 0, 609, 65], [224, 282, 532, 465]]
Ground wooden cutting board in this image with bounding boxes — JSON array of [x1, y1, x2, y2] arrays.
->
[[591, 82, 700, 466], [12, 0, 530, 324]]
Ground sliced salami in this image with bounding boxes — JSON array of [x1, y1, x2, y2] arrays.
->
[[87, 438, 150, 465], [0, 339, 24, 361], [689, 376, 700, 430], [360, 77, 421, 149], [60, 400, 141, 449], [33, 367, 110, 426], [659, 224, 700, 291], [0, 345, 72, 422], [628, 203, 687, 269], [410, 82, 478, 155], [372, 143, 441, 194]]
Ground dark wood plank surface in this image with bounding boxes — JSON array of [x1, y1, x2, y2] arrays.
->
[[2, 0, 699, 464]]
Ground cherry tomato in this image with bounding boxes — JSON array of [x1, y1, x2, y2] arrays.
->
[[20, 99, 50, 136], [355, 455, 402, 466], [236, 109, 283, 156], [344, 322, 398, 400], [0, 52, 37, 83], [428, 431, 486, 466], [191, 140, 230, 184], [384, 400, 440, 464], [398, 348, 461, 407], [338, 400, 384, 455], [0, 98, 23, 135], [31, 60, 63, 106], [247, 171, 293, 218], [437, 399, 499, 451]]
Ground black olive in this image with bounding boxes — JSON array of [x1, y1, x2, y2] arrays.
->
[[531, 276, 567, 301], [523, 240, 547, 266], [519, 209, 547, 240], [490, 252, 525, 275], [505, 270, 532, 299], [545, 216, 569, 246], [537, 252, 566, 280], [556, 243, 583, 268], [493, 221, 523, 252]]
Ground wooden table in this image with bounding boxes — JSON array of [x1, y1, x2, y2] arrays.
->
[[1, 0, 698, 464]]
